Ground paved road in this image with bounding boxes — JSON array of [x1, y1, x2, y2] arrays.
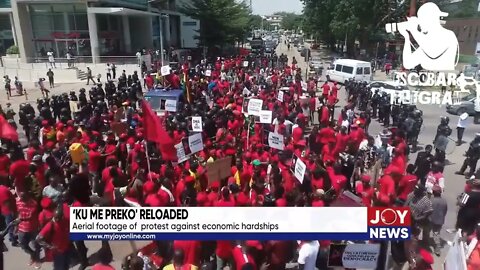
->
[[2, 41, 468, 269]]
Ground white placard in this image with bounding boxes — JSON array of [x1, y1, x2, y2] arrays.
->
[[160, 65, 171, 76], [188, 133, 204, 154], [165, 99, 177, 112], [277, 91, 284, 102], [191, 116, 203, 132], [175, 142, 188, 163], [243, 87, 251, 96], [268, 132, 284, 150], [342, 244, 380, 269], [247, 99, 263, 116], [259, 110, 272, 124], [205, 70, 212, 77], [294, 157, 307, 183], [243, 61, 249, 67], [444, 230, 468, 270]]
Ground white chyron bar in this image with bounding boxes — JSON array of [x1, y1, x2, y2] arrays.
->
[[69, 207, 369, 241]]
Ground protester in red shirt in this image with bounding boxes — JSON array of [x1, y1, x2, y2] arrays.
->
[[173, 240, 201, 266], [216, 240, 233, 269], [397, 164, 418, 202], [232, 243, 257, 270], [9, 153, 30, 194], [37, 207, 72, 270], [0, 175, 16, 245], [16, 192, 40, 267]]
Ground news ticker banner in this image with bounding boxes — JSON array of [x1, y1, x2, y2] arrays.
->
[[69, 207, 411, 241]]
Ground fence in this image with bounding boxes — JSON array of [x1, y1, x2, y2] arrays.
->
[[1, 56, 141, 70]]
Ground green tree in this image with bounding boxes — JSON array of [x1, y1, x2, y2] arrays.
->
[[249, 14, 263, 30], [180, 0, 251, 50], [302, 0, 336, 48]]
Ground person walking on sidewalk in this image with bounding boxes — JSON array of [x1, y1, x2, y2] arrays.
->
[[86, 67, 95, 85], [111, 63, 116, 79], [106, 63, 112, 81], [47, 49, 56, 68], [46, 69, 54, 88]]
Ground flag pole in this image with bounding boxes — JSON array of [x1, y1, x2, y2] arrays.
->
[[144, 140, 153, 182]]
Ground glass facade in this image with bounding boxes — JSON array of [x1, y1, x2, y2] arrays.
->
[[0, 0, 10, 9], [29, 4, 90, 58], [97, 14, 122, 55], [0, 14, 13, 55]]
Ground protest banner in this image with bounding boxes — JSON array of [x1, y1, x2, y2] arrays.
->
[[191, 116, 203, 132], [206, 156, 233, 184], [277, 91, 284, 102], [243, 61, 249, 67], [188, 133, 204, 154], [259, 110, 272, 124], [165, 99, 177, 112], [175, 142, 188, 163], [328, 243, 381, 269], [205, 70, 212, 77], [247, 98, 263, 116], [290, 155, 306, 183], [243, 87, 251, 96], [160, 65, 171, 76], [268, 132, 284, 150], [444, 230, 468, 270]]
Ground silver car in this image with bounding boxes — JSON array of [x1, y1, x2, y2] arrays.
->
[[446, 93, 476, 115]]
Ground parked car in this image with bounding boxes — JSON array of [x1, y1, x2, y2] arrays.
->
[[326, 59, 372, 83], [446, 93, 476, 115], [309, 58, 323, 70], [300, 48, 310, 57]]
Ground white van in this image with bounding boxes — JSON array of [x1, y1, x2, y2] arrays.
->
[[326, 59, 372, 84]]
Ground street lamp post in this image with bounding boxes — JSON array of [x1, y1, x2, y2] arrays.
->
[[159, 14, 169, 66]]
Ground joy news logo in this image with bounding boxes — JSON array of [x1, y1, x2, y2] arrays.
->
[[384, 2, 480, 105], [367, 207, 411, 240]]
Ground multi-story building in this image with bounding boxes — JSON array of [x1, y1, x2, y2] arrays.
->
[[0, 0, 199, 63], [264, 15, 282, 30]]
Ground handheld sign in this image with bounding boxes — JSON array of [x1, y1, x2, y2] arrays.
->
[[247, 98, 263, 116], [188, 133, 204, 154], [191, 116, 203, 132], [165, 99, 177, 112], [243, 61, 249, 67], [277, 91, 284, 102], [205, 70, 212, 77], [243, 87, 251, 96], [290, 155, 306, 183], [175, 142, 188, 163], [259, 110, 272, 124], [268, 132, 284, 150], [160, 65, 171, 76]]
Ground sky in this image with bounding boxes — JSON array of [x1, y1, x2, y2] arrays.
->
[[250, 0, 304, 15]]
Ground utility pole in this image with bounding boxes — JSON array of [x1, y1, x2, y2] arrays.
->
[[409, 0, 416, 17]]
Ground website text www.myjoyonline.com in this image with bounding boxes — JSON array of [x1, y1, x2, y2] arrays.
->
[[85, 233, 157, 241]]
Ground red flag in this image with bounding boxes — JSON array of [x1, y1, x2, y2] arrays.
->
[[0, 115, 18, 141], [141, 100, 177, 161]]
